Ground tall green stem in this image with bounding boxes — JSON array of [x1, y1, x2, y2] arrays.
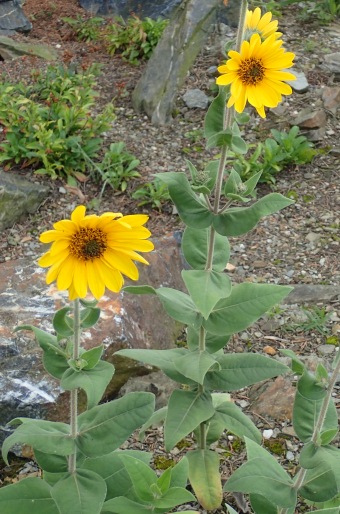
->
[[278, 353, 340, 514], [199, 0, 249, 452], [68, 298, 81, 474]]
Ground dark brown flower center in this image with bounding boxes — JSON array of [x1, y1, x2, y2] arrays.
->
[[238, 57, 265, 85], [70, 228, 107, 261]]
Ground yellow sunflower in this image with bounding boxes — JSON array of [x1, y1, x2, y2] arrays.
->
[[38, 205, 154, 300], [244, 7, 282, 41], [216, 33, 296, 118]]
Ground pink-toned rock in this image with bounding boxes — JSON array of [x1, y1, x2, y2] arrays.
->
[[294, 107, 327, 129], [322, 86, 340, 115], [250, 376, 296, 421]]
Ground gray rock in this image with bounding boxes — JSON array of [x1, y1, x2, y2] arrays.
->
[[182, 88, 209, 109], [322, 86, 340, 115], [323, 52, 340, 78], [0, 0, 31, 34], [0, 234, 186, 445], [0, 170, 49, 230], [318, 344, 335, 356], [118, 371, 177, 409], [132, 0, 220, 125], [305, 232, 322, 243], [286, 285, 340, 304], [0, 35, 58, 60], [294, 107, 327, 129], [286, 70, 309, 93]]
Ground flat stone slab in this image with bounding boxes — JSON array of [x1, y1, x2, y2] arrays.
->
[[0, 35, 58, 60], [285, 284, 340, 304]]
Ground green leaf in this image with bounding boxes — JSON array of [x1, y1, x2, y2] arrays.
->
[[153, 487, 195, 509], [213, 193, 294, 237], [249, 494, 280, 514], [157, 467, 172, 495], [304, 510, 340, 514], [203, 283, 293, 335], [51, 469, 106, 514], [102, 497, 154, 514], [34, 450, 68, 474], [243, 171, 263, 196], [204, 353, 289, 391], [2, 420, 73, 464], [299, 461, 340, 503], [224, 169, 242, 196], [83, 450, 151, 501], [181, 227, 230, 272], [224, 452, 295, 508], [76, 392, 155, 457], [122, 285, 156, 295], [169, 456, 189, 489], [225, 504, 239, 514], [155, 172, 213, 229], [281, 349, 305, 375], [139, 406, 167, 439], [187, 450, 222, 510], [164, 389, 215, 451], [14, 325, 68, 379], [156, 287, 202, 328], [204, 87, 227, 140], [120, 455, 157, 502], [231, 135, 247, 154], [174, 349, 220, 385], [80, 307, 101, 329], [206, 129, 232, 149], [61, 361, 114, 409], [80, 345, 105, 370], [0, 477, 59, 514], [206, 401, 261, 445], [53, 307, 74, 337], [182, 270, 231, 319], [116, 348, 195, 386]]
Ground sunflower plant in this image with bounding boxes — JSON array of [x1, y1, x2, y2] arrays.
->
[[1, 2, 340, 514]]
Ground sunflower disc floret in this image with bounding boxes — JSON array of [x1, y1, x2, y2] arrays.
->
[[38, 205, 154, 300]]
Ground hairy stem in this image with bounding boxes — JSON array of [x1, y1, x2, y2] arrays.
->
[[68, 298, 81, 474]]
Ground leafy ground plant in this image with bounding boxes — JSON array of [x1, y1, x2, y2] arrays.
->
[[62, 15, 106, 42], [105, 15, 168, 64], [0, 64, 114, 185], [132, 178, 170, 210]]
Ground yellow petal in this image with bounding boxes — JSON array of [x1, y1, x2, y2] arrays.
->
[[56, 255, 76, 291], [71, 205, 87, 223], [96, 259, 124, 293], [104, 248, 139, 280], [73, 261, 88, 298], [86, 261, 105, 300]]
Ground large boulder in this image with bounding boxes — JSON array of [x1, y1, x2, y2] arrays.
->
[[0, 170, 49, 231], [132, 0, 221, 125], [0, 35, 58, 60], [0, 233, 185, 445], [0, 0, 32, 34]]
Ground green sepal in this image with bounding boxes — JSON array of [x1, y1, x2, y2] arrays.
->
[[281, 349, 305, 375], [231, 135, 247, 154], [213, 193, 294, 237], [206, 128, 233, 149], [80, 344, 105, 370], [181, 226, 230, 272], [182, 269, 231, 319]]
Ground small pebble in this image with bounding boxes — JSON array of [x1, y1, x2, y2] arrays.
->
[[263, 429, 274, 439]]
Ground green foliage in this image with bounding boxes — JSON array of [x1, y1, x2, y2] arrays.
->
[[0, 64, 114, 184], [228, 126, 318, 184], [284, 305, 334, 335], [255, 0, 340, 23], [92, 142, 141, 194], [105, 15, 168, 64], [62, 15, 106, 42], [132, 178, 170, 210]]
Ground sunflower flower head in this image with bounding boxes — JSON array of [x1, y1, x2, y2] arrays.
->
[[244, 7, 282, 41], [216, 33, 296, 118], [38, 205, 154, 300]]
